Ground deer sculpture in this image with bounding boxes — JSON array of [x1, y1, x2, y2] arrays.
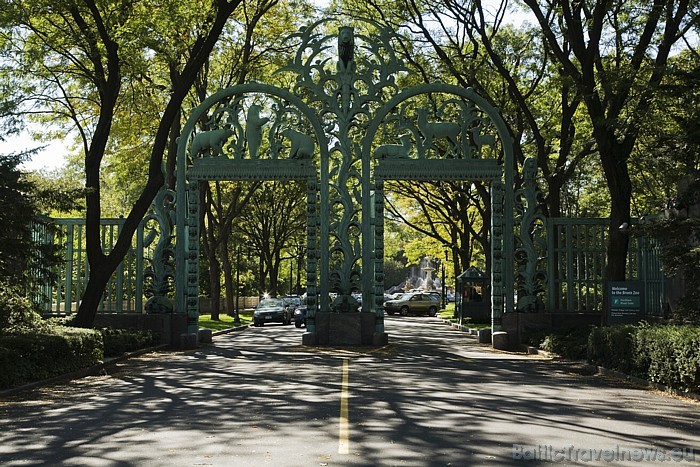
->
[[416, 108, 460, 155], [374, 134, 413, 159]]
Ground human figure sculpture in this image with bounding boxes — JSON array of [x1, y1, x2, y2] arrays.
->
[[246, 104, 269, 159]]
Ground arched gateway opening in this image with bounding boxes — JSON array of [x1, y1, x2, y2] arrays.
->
[[172, 20, 538, 346]]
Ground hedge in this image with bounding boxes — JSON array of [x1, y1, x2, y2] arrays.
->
[[578, 324, 700, 394], [587, 325, 639, 376], [0, 326, 103, 389], [100, 328, 159, 358], [634, 325, 700, 393]]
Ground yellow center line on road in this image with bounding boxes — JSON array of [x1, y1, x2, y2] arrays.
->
[[338, 358, 350, 454]]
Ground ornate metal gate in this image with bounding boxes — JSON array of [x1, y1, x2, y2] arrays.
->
[[172, 19, 526, 342]]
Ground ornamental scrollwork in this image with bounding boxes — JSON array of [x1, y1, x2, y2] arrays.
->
[[143, 184, 176, 313], [514, 157, 547, 312]]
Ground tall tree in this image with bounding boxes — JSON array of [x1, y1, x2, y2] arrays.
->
[[0, 0, 244, 327], [237, 181, 306, 297], [521, 0, 698, 283]]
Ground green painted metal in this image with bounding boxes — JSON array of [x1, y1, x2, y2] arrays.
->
[[33, 23, 667, 331], [33, 217, 153, 314], [545, 218, 663, 316], [172, 19, 520, 338], [514, 157, 547, 312]]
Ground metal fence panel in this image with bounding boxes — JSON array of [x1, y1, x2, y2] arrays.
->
[[546, 218, 663, 316], [34, 218, 151, 315]]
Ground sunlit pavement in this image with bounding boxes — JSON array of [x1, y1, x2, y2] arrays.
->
[[0, 316, 698, 466]]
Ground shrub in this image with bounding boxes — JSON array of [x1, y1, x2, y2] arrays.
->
[[0, 326, 103, 389], [100, 328, 159, 357], [587, 325, 639, 375], [539, 326, 591, 360], [635, 325, 700, 393], [0, 282, 46, 332]]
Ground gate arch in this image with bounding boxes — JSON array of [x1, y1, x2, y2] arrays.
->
[[363, 83, 516, 333], [175, 83, 328, 334], [170, 19, 535, 343]]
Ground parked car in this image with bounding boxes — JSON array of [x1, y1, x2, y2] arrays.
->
[[384, 292, 440, 316], [253, 298, 291, 326], [281, 295, 301, 312], [293, 299, 308, 328]]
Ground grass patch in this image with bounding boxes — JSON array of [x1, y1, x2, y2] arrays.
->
[[438, 309, 491, 329], [199, 310, 253, 330]]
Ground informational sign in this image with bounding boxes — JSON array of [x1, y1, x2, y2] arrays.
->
[[608, 281, 644, 324]]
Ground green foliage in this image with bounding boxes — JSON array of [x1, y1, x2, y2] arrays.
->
[[0, 281, 44, 331], [0, 326, 103, 389], [0, 151, 82, 302], [587, 325, 639, 375], [634, 324, 700, 393], [637, 215, 700, 324], [538, 326, 591, 360], [100, 328, 159, 358], [531, 323, 700, 394], [0, 151, 44, 289], [383, 258, 407, 289]]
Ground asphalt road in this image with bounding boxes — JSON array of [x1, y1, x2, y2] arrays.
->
[[0, 316, 698, 466]]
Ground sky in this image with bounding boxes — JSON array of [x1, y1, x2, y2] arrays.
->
[[0, 131, 70, 171]]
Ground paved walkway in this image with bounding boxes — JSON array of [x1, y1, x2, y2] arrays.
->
[[0, 317, 698, 466]]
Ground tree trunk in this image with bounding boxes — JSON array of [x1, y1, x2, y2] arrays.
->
[[208, 256, 221, 320], [72, 0, 243, 328], [73, 261, 115, 327]]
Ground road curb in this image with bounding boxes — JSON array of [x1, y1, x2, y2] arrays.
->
[[438, 317, 700, 400], [1, 324, 253, 397], [593, 365, 700, 402], [212, 323, 252, 336]]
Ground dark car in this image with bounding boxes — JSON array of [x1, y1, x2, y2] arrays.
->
[[293, 300, 308, 328], [253, 298, 291, 326], [384, 292, 440, 316], [282, 295, 301, 313]]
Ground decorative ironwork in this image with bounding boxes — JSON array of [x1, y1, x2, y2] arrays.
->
[[514, 157, 547, 312], [173, 19, 517, 340], [143, 184, 176, 313], [491, 180, 505, 331]]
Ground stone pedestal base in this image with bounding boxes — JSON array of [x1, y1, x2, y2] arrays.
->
[[372, 332, 389, 346], [477, 328, 492, 344], [198, 328, 213, 344], [492, 331, 509, 350], [302, 332, 317, 346], [179, 332, 198, 349]]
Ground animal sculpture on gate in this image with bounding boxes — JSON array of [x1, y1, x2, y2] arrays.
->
[[246, 104, 270, 159], [417, 108, 460, 155], [281, 128, 315, 159], [374, 134, 413, 159], [190, 128, 234, 157]]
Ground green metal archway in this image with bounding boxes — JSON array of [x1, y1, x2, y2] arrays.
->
[[168, 19, 541, 345]]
